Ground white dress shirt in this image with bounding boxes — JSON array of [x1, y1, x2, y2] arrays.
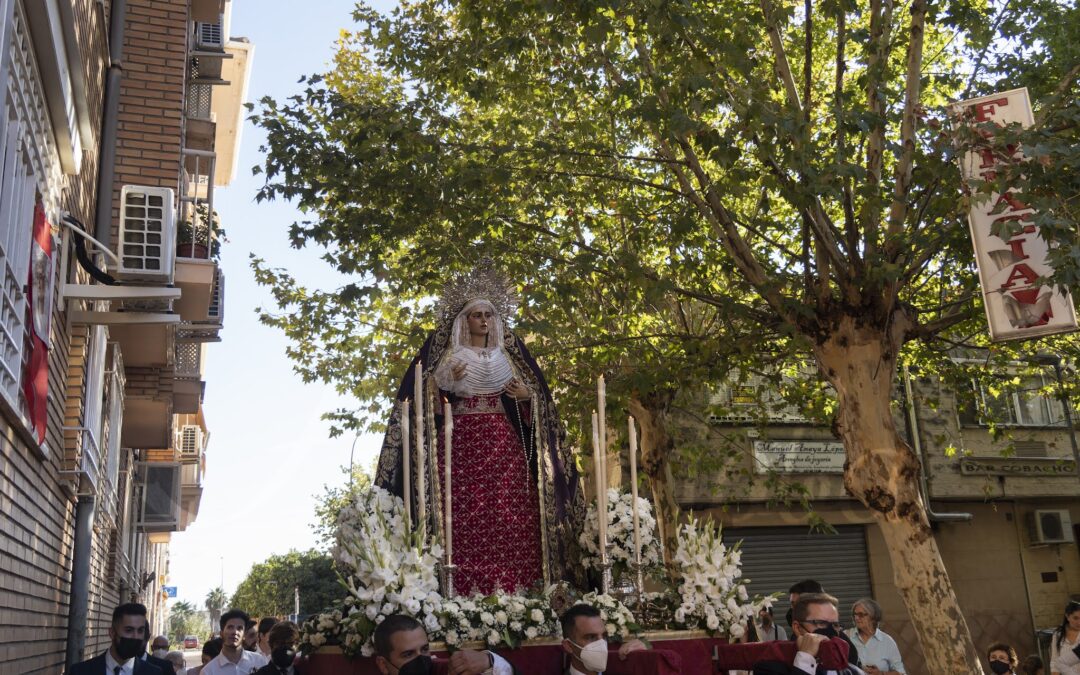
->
[[480, 651, 514, 675], [105, 651, 136, 675], [200, 649, 268, 675]]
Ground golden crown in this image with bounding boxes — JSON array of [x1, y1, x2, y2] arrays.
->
[[436, 258, 518, 324]]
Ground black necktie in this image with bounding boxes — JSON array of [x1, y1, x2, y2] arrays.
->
[[114, 666, 122, 675]]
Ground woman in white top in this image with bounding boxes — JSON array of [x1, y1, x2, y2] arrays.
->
[[1050, 600, 1080, 675]]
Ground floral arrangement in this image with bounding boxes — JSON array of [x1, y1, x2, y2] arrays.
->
[[439, 590, 561, 649], [300, 486, 765, 656], [576, 592, 640, 640], [670, 515, 770, 637], [578, 488, 663, 582], [329, 486, 444, 656]]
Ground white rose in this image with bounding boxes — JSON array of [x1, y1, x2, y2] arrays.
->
[[446, 631, 459, 645], [495, 611, 508, 624], [525, 626, 538, 639], [530, 609, 545, 622], [424, 614, 440, 632], [730, 623, 745, 639], [487, 630, 501, 646], [481, 611, 495, 626], [365, 605, 379, 620]]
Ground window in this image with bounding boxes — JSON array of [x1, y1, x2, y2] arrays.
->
[[0, 0, 63, 420], [709, 367, 823, 424], [958, 371, 1066, 427], [138, 463, 181, 532]]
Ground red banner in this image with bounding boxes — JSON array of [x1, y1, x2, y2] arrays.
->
[[22, 201, 53, 444]]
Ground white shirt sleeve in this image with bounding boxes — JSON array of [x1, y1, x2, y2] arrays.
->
[[489, 651, 514, 675], [793, 651, 818, 674]]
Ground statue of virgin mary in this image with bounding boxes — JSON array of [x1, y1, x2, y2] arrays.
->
[[374, 259, 585, 595]]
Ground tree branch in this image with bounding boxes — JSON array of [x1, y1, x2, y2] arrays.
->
[[803, 0, 813, 127], [759, 0, 804, 112], [885, 0, 928, 259], [836, 9, 859, 265], [858, 0, 895, 260]]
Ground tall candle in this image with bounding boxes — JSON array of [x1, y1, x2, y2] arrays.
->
[[444, 400, 454, 566], [402, 400, 411, 526], [629, 416, 641, 566], [415, 362, 426, 534], [591, 410, 607, 554], [597, 375, 607, 493]]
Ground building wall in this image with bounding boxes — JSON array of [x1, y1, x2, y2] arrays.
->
[[110, 0, 189, 246], [674, 368, 1080, 675]]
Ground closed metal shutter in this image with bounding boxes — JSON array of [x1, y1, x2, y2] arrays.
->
[[723, 525, 873, 630]]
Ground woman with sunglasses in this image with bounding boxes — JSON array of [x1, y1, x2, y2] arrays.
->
[[844, 598, 905, 675]]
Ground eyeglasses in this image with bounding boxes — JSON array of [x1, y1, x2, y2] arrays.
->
[[852, 611, 871, 618], [800, 619, 844, 631]]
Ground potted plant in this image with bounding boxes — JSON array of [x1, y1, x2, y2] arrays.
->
[[176, 204, 225, 259]]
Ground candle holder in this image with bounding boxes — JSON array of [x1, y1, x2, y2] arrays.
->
[[628, 559, 646, 611], [442, 563, 458, 598], [600, 543, 614, 596]]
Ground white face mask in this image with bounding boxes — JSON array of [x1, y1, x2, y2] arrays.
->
[[570, 638, 608, 672], [152, 649, 168, 659]]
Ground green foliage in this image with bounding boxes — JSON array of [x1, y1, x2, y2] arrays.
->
[[167, 601, 210, 644], [247, 0, 1080, 499], [205, 586, 227, 630], [229, 549, 341, 619], [312, 464, 372, 549]]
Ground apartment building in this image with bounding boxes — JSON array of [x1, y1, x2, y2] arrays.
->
[[0, 0, 250, 670], [674, 361, 1080, 675]]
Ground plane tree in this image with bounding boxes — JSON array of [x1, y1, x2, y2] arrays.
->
[[249, 0, 1080, 670]]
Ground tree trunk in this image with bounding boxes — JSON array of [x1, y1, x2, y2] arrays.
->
[[814, 312, 983, 674], [628, 391, 680, 574]]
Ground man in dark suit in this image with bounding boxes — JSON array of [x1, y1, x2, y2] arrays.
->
[[66, 602, 165, 675], [753, 593, 865, 675]]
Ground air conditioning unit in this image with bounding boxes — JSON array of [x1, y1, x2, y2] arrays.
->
[[195, 20, 223, 49], [207, 268, 224, 324], [118, 186, 175, 283], [179, 425, 203, 458], [1028, 509, 1075, 545]]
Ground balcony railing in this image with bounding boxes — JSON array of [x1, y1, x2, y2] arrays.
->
[[177, 148, 216, 261], [175, 342, 202, 379], [181, 461, 203, 488]]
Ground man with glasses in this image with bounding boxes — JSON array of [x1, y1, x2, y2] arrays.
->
[[753, 594, 865, 675]]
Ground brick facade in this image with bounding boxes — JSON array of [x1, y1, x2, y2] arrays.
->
[[110, 0, 190, 247], [0, 0, 194, 672]]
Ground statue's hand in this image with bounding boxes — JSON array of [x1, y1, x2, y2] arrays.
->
[[451, 361, 467, 381], [506, 379, 530, 401]]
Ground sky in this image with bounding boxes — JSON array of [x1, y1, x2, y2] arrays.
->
[[167, 0, 395, 611]]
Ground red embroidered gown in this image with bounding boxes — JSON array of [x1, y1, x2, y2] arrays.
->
[[438, 393, 543, 595]]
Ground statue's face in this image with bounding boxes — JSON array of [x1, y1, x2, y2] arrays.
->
[[466, 307, 494, 337]]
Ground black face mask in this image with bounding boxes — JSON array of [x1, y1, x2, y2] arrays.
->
[[989, 661, 1012, 675], [812, 624, 840, 639], [393, 655, 434, 675], [114, 636, 146, 660], [271, 647, 296, 669]]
